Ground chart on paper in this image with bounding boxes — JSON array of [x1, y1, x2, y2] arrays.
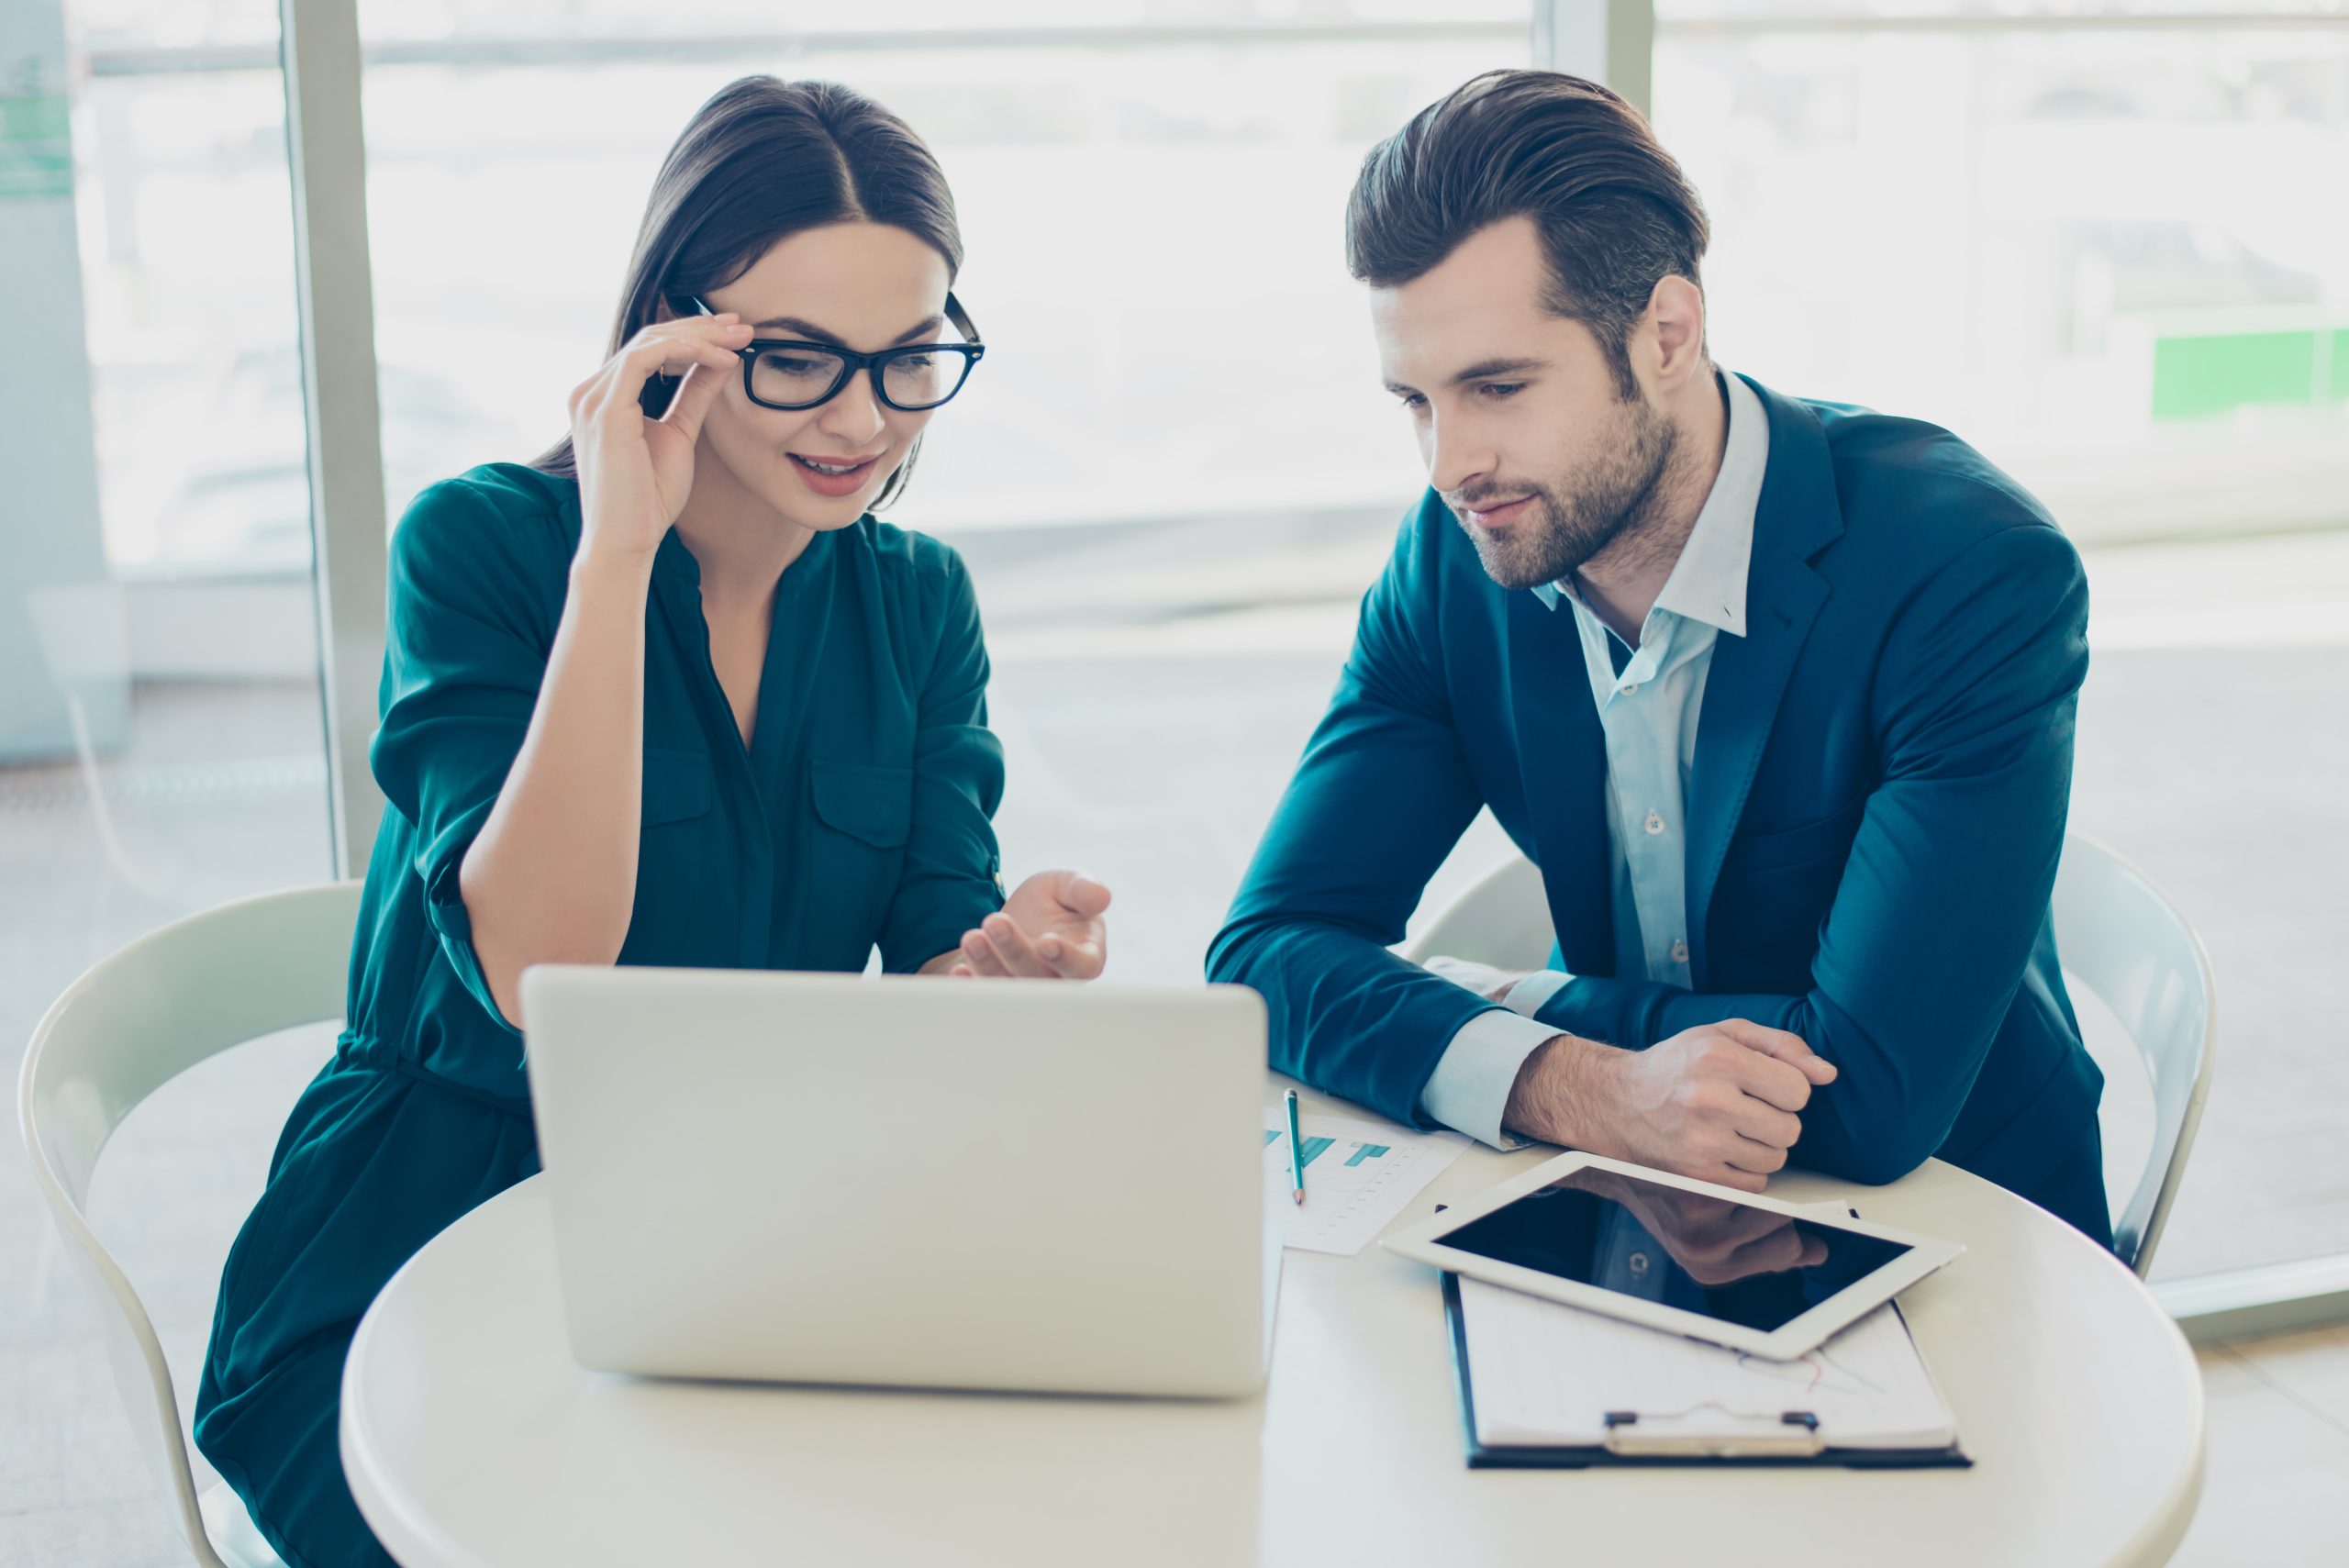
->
[[1264, 1110, 1468, 1255]]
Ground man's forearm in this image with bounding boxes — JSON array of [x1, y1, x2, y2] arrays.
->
[[1208, 913, 1497, 1130], [1501, 1032, 1621, 1152]]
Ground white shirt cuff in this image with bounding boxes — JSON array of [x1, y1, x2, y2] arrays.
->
[[1419, 1008, 1560, 1151], [1502, 969, 1571, 1018]]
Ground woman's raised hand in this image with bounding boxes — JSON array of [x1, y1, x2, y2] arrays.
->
[[951, 871, 1113, 981], [566, 313, 755, 565]]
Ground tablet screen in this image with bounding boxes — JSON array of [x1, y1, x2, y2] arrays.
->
[[1439, 1167, 1914, 1334]]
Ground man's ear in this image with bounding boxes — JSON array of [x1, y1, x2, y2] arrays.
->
[[1644, 274, 1708, 392]]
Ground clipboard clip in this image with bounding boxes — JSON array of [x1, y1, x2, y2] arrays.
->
[[1600, 1409, 1827, 1459]]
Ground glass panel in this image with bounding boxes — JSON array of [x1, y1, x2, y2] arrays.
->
[[352, 33, 1524, 531], [350, 14, 1538, 995], [1654, 13, 2349, 1279], [1658, 2, 2346, 20], [362, 0, 1533, 42], [6, 1, 336, 1552]]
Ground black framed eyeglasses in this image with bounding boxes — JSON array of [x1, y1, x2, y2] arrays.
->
[[687, 294, 986, 412]]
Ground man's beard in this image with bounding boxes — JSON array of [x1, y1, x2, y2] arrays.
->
[[1448, 397, 1679, 592]]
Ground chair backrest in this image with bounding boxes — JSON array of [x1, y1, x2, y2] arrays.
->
[[1397, 835, 2215, 1276], [17, 883, 363, 1568], [1397, 853, 1553, 972], [2049, 835, 2216, 1276]]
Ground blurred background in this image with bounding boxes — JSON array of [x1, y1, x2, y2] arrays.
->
[[3, 2, 2345, 1560]]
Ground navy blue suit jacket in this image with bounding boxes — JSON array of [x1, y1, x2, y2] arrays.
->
[[1208, 376, 2107, 1238]]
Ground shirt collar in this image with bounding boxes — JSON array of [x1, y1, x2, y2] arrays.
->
[[1531, 369, 1767, 639]]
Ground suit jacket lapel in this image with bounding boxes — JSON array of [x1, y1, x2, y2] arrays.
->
[[1686, 380, 1843, 985], [1505, 588, 1617, 977]]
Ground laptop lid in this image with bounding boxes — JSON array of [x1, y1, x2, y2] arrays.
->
[[519, 966, 1270, 1397]]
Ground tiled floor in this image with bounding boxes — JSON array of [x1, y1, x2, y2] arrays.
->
[[6, 518, 2349, 1563], [2177, 1329, 2349, 1564]]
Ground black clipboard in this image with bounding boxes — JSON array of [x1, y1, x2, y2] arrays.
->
[[1440, 1271, 1972, 1471]]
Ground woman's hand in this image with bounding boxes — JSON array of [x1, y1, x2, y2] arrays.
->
[[948, 871, 1112, 980], [566, 313, 755, 565]]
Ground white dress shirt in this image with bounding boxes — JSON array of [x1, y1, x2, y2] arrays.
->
[[1419, 370, 1770, 1148]]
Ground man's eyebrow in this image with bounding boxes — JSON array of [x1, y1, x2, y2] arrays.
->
[[752, 314, 947, 348], [1448, 356, 1545, 386], [1383, 356, 1549, 397]]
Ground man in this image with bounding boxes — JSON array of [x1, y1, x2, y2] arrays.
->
[[1207, 69, 2109, 1245]]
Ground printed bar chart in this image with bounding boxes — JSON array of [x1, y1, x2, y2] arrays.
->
[[1261, 1107, 1468, 1255]]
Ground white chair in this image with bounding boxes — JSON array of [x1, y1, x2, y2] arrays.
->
[[1398, 853, 1553, 974], [17, 882, 365, 1568], [1400, 833, 2215, 1277], [2050, 834, 2217, 1275]]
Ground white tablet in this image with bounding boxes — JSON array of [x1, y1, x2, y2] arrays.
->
[[1382, 1152, 1962, 1361]]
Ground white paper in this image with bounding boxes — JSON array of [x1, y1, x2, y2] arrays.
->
[[1263, 1109, 1468, 1255], [1458, 1278, 1956, 1451]]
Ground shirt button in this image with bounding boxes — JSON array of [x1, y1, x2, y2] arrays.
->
[[1620, 682, 1639, 695], [1671, 940, 1690, 963], [1644, 811, 1665, 836], [1628, 1251, 1651, 1277]]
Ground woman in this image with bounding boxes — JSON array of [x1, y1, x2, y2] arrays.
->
[[194, 77, 1108, 1568]]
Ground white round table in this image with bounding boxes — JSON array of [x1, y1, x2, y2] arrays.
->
[[341, 1084, 2203, 1568]]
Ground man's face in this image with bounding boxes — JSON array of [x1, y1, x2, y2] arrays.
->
[[1370, 216, 1675, 590]]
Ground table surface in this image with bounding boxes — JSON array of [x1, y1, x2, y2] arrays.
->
[[340, 1082, 2204, 1568]]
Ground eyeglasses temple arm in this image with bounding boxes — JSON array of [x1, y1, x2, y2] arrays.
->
[[944, 291, 982, 348]]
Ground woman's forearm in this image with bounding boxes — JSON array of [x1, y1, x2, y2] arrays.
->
[[459, 548, 654, 1024]]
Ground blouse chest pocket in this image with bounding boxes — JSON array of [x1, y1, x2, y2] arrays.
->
[[809, 759, 913, 848], [642, 746, 715, 826], [808, 760, 914, 959]]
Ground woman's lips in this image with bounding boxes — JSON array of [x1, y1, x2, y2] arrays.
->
[[787, 450, 882, 498]]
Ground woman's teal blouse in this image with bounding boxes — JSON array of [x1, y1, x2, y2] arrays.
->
[[350, 461, 1007, 1104]]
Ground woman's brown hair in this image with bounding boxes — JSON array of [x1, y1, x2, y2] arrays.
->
[[535, 76, 963, 509]]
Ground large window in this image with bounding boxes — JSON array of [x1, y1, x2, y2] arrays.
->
[[337, 4, 1542, 986], [352, 6, 1528, 533], [6, 1, 335, 1558], [6, 0, 333, 1010], [1653, 0, 2349, 1283]]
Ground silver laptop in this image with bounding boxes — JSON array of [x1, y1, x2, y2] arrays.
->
[[519, 965, 1277, 1398]]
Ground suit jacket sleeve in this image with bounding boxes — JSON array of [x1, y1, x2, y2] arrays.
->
[[1207, 504, 1515, 1127], [1528, 522, 2091, 1184]]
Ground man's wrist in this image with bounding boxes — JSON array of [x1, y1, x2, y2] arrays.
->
[[1502, 1032, 1616, 1150]]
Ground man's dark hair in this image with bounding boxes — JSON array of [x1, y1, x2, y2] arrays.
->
[[1346, 70, 1709, 399]]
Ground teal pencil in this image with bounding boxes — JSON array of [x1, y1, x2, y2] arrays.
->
[[1284, 1087, 1308, 1206]]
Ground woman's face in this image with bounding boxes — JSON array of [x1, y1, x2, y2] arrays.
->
[[689, 222, 955, 531]]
